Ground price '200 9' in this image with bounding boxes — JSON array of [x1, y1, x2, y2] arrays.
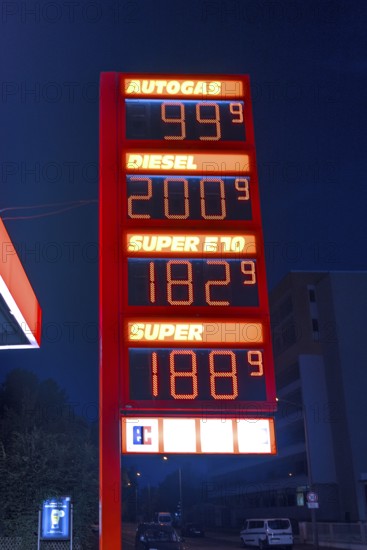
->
[[128, 176, 250, 220]]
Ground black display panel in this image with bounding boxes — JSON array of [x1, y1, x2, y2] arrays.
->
[[129, 348, 266, 401], [126, 175, 252, 221], [125, 99, 246, 141], [127, 258, 259, 307]]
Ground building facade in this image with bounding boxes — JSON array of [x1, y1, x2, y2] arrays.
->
[[205, 271, 367, 526]]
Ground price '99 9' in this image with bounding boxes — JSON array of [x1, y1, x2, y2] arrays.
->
[[125, 100, 246, 141]]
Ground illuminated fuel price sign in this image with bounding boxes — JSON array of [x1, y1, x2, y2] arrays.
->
[[99, 72, 277, 550], [116, 73, 276, 414]]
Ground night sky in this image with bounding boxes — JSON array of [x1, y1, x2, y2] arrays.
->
[[1, 0, 366, 482]]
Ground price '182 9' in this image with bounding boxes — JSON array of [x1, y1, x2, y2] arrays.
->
[[128, 258, 259, 307]]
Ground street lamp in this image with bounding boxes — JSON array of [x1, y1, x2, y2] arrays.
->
[[137, 472, 152, 521], [135, 472, 141, 522], [178, 467, 183, 524], [163, 457, 183, 524], [126, 480, 138, 523], [276, 397, 319, 549]]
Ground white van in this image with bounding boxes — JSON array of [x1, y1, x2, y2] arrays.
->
[[240, 518, 293, 549]]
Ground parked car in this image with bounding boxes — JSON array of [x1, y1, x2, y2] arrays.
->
[[156, 512, 173, 526], [181, 523, 205, 537], [135, 523, 186, 550], [135, 523, 153, 544], [240, 518, 293, 549]]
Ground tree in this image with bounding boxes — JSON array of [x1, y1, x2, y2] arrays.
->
[[0, 369, 98, 549]]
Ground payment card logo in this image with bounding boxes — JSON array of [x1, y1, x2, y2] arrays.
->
[[133, 426, 152, 445]]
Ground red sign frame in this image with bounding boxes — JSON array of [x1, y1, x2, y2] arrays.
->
[[99, 73, 276, 549]]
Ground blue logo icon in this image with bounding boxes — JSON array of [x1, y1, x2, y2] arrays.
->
[[133, 426, 152, 445]]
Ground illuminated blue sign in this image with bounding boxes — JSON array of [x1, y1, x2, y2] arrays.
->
[[41, 496, 71, 540]]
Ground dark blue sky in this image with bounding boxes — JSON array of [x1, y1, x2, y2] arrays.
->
[[1, 0, 366, 480]]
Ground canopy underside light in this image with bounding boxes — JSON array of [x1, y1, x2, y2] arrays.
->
[[0, 219, 41, 349]]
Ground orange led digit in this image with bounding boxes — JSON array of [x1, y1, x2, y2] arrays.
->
[[169, 350, 198, 399], [163, 178, 189, 219], [161, 101, 186, 140], [195, 102, 221, 141], [229, 101, 244, 123], [209, 351, 238, 400], [248, 350, 264, 376], [149, 261, 156, 303], [127, 176, 152, 218], [204, 260, 230, 306], [152, 351, 159, 396], [241, 260, 257, 285], [200, 178, 226, 219], [235, 177, 250, 200], [167, 260, 193, 306]]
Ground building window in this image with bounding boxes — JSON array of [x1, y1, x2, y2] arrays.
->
[[283, 321, 297, 346], [308, 288, 316, 302], [296, 490, 305, 506], [273, 335, 282, 354]]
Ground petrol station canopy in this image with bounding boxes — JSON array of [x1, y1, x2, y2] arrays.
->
[[0, 218, 41, 349]]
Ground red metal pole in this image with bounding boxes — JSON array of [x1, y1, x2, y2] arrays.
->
[[99, 72, 121, 550]]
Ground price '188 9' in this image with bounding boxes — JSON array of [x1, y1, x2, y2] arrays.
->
[[151, 349, 263, 400]]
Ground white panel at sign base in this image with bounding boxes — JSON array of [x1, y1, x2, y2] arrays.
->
[[200, 419, 234, 453], [237, 418, 272, 453], [163, 418, 196, 453], [122, 417, 276, 454]]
